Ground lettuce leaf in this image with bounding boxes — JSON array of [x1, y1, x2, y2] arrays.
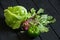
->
[[4, 6, 31, 29], [28, 8, 56, 33]]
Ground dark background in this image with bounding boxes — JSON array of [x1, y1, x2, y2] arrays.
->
[[0, 0, 60, 40]]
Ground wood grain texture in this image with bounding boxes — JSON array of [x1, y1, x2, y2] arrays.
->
[[0, 31, 18, 40], [48, 0, 60, 15], [0, 0, 18, 9], [16, 0, 37, 10], [0, 0, 60, 40]]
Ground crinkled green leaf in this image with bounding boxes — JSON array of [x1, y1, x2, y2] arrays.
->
[[38, 24, 49, 33], [4, 6, 31, 29], [37, 8, 44, 14]]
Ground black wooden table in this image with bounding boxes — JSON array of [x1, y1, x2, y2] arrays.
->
[[0, 0, 60, 40]]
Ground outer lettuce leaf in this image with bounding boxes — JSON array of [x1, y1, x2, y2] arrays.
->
[[4, 6, 31, 29]]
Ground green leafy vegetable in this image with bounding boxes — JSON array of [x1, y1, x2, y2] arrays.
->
[[4, 6, 56, 37], [27, 8, 56, 37], [4, 6, 31, 29]]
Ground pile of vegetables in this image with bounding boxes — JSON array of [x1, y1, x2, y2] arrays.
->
[[4, 6, 56, 37]]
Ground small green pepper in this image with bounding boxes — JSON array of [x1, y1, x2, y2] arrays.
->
[[28, 25, 40, 37]]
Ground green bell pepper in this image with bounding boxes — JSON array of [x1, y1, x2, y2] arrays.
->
[[28, 24, 40, 37]]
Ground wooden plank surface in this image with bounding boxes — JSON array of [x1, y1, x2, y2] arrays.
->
[[0, 31, 18, 40], [0, 0, 18, 9], [0, 6, 4, 30], [48, 0, 60, 15], [16, 0, 37, 10], [0, 0, 60, 40]]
